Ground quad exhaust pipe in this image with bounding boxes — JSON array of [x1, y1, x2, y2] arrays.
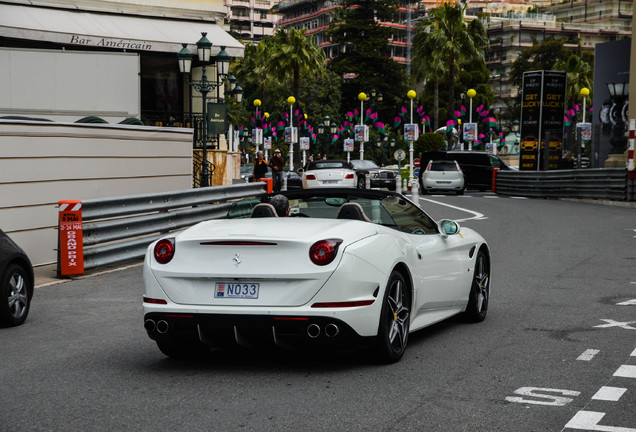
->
[[306, 323, 340, 338]]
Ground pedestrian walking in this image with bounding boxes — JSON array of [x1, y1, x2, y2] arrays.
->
[[253, 151, 268, 181], [269, 149, 285, 192]]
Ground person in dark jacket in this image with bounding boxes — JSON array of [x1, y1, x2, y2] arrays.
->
[[269, 149, 285, 192], [253, 151, 268, 181]]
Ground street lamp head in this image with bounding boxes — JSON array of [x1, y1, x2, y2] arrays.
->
[[196, 32, 212, 64], [407, 90, 416, 100], [253, 99, 262, 107], [215, 46, 231, 76], [579, 87, 590, 98], [324, 115, 331, 127], [467, 88, 477, 99], [227, 74, 237, 91], [318, 123, 325, 134], [232, 84, 243, 103], [377, 93, 383, 102], [177, 43, 193, 74], [358, 92, 367, 102], [264, 112, 269, 119], [512, 120, 520, 132], [287, 96, 296, 105]]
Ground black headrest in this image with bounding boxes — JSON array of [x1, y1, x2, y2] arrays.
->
[[336, 203, 370, 222], [250, 203, 278, 218]]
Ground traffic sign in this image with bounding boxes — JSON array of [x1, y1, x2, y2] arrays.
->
[[413, 158, 421, 168], [394, 149, 405, 161]]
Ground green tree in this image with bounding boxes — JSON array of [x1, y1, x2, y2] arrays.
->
[[509, 37, 569, 89], [327, 0, 408, 123], [412, 3, 485, 122], [553, 54, 593, 107], [268, 28, 326, 102]]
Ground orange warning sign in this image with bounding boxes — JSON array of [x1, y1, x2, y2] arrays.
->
[[59, 200, 84, 275]]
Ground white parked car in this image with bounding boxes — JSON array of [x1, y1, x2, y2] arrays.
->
[[419, 160, 465, 195], [301, 160, 355, 189], [143, 188, 490, 363]]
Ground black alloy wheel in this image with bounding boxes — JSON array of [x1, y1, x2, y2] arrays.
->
[[357, 176, 366, 189], [0, 264, 31, 327], [463, 250, 489, 322], [375, 271, 410, 363]]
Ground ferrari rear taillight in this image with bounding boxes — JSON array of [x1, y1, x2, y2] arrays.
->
[[309, 239, 342, 266], [306, 174, 316, 180], [426, 162, 432, 171], [154, 238, 175, 264], [344, 173, 354, 179]]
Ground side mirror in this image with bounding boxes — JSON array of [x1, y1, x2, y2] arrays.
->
[[438, 219, 460, 237]]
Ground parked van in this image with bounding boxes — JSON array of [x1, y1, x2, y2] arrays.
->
[[420, 151, 512, 191]]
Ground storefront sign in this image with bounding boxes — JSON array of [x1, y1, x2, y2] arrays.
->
[[207, 103, 227, 135], [70, 35, 153, 51]]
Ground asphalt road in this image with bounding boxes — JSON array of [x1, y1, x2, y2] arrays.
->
[[1, 192, 635, 432]]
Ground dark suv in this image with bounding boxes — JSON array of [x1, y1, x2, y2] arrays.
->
[[420, 151, 512, 191]]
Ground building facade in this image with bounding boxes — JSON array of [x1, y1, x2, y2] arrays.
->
[[225, 0, 278, 42]]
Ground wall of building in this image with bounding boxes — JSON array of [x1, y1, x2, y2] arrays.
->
[[0, 48, 140, 123], [0, 121, 193, 266]]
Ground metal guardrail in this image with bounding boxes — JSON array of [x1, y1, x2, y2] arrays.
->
[[59, 183, 267, 274], [495, 168, 631, 201]]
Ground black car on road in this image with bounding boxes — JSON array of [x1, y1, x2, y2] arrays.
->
[[1, 229, 33, 327], [420, 151, 512, 191]]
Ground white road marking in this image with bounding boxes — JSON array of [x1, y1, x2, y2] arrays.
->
[[511, 196, 529, 199], [631, 347, 636, 357], [614, 365, 636, 378], [505, 387, 579, 406], [594, 319, 636, 330], [577, 349, 600, 361], [565, 411, 636, 431], [617, 299, 636, 306], [592, 386, 627, 401], [418, 197, 487, 222]]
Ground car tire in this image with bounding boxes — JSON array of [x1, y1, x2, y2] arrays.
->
[[357, 177, 365, 189], [463, 250, 489, 322], [156, 340, 210, 358], [375, 271, 410, 363], [0, 263, 31, 327], [456, 187, 465, 195]]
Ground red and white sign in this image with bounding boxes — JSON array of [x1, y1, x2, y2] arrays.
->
[[413, 158, 421, 168], [59, 200, 84, 275]]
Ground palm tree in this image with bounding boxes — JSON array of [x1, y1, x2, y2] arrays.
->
[[412, 36, 447, 130], [268, 28, 326, 101], [412, 3, 484, 121], [232, 42, 271, 102], [553, 54, 593, 108]]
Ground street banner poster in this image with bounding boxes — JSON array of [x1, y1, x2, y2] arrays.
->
[[463, 123, 477, 142], [540, 71, 567, 169], [580, 122, 592, 142], [344, 138, 354, 152], [207, 103, 227, 135], [354, 125, 368, 142], [404, 124, 418, 142], [284, 127, 297, 143], [252, 128, 263, 145], [300, 137, 310, 150], [264, 136, 272, 149], [520, 71, 543, 170]]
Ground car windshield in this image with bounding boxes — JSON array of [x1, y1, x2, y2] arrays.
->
[[350, 160, 379, 170], [307, 161, 350, 170], [429, 161, 458, 171], [227, 190, 438, 235]]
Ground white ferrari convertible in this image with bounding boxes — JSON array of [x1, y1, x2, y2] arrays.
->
[[143, 189, 490, 363]]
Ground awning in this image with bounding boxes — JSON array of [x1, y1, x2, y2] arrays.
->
[[0, 4, 244, 57]]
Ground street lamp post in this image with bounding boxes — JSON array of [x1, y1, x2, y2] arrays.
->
[[466, 88, 476, 151], [358, 92, 367, 160], [407, 89, 416, 186], [287, 96, 296, 170], [177, 33, 232, 187], [253, 99, 261, 155]]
